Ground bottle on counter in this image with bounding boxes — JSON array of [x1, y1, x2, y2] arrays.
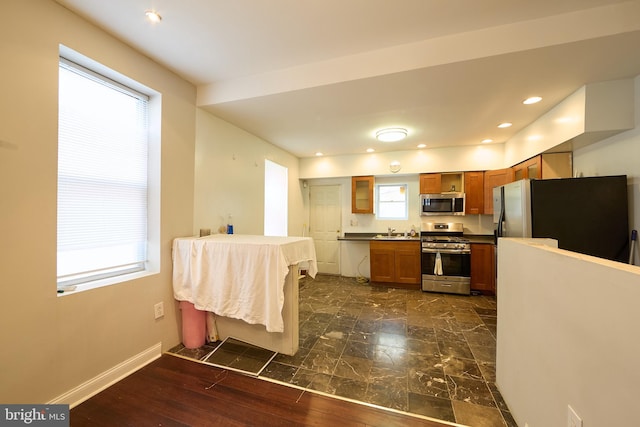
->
[[227, 215, 234, 234]]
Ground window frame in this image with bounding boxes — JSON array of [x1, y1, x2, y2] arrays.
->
[[56, 46, 160, 293], [375, 183, 409, 220]]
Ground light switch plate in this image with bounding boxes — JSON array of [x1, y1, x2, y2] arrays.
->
[[154, 302, 164, 319]]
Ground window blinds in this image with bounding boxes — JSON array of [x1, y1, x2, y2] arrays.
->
[[57, 59, 149, 285]]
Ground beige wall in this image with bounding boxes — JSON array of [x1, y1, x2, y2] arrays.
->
[[194, 109, 305, 237], [496, 238, 640, 426], [299, 144, 505, 179], [0, 0, 196, 403]]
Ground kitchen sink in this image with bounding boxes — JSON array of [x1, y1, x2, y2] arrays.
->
[[373, 235, 415, 240]]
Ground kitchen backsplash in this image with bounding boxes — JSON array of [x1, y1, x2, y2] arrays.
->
[[342, 213, 495, 236]]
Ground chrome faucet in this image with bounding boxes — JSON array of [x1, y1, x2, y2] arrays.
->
[[387, 227, 396, 237]]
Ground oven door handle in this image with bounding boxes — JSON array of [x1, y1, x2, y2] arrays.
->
[[422, 248, 470, 254]]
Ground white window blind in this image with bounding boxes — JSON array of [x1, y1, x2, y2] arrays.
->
[[57, 58, 149, 286]]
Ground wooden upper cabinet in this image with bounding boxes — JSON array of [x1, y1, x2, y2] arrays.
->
[[513, 156, 541, 180], [420, 173, 463, 193], [483, 168, 515, 215], [512, 153, 572, 181], [540, 152, 573, 178], [419, 173, 441, 194], [351, 176, 374, 214], [464, 171, 484, 215]]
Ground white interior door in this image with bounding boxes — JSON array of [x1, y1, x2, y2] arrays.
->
[[309, 185, 341, 275]]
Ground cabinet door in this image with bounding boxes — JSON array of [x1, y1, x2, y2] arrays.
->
[[540, 152, 573, 178], [352, 176, 374, 214], [419, 173, 441, 194], [464, 171, 484, 215], [470, 243, 495, 294], [483, 168, 514, 215], [370, 245, 395, 283], [526, 156, 541, 179], [513, 156, 541, 181], [394, 244, 421, 284]]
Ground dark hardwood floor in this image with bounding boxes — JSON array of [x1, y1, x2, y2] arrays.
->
[[71, 354, 455, 427]]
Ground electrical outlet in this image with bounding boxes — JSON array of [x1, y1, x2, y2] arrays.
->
[[154, 302, 164, 319], [568, 405, 583, 427]]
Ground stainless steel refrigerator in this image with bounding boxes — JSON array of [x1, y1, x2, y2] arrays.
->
[[493, 176, 629, 263]]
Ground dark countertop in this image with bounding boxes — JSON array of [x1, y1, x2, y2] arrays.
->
[[338, 233, 420, 241], [465, 235, 495, 244], [339, 232, 495, 244]]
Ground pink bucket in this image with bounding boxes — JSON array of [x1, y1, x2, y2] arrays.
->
[[179, 301, 206, 349]]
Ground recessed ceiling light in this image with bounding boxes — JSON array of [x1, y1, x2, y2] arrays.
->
[[145, 10, 162, 23], [315, 152, 323, 157], [366, 148, 375, 153], [497, 122, 512, 128], [481, 139, 493, 144], [375, 127, 408, 142], [523, 96, 542, 105], [417, 144, 426, 149]]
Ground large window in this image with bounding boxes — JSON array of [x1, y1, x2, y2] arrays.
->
[[376, 183, 408, 220], [264, 160, 288, 236], [57, 56, 150, 287]]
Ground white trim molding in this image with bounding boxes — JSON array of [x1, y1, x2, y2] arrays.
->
[[49, 343, 162, 408]]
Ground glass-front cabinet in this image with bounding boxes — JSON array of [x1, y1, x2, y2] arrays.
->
[[351, 175, 374, 214]]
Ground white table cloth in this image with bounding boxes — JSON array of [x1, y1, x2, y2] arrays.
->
[[172, 234, 317, 332]]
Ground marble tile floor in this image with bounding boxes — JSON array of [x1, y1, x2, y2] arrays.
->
[[169, 274, 517, 427]]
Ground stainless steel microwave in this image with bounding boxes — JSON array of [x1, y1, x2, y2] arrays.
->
[[420, 193, 465, 216]]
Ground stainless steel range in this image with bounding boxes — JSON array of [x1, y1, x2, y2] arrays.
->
[[421, 222, 471, 295]]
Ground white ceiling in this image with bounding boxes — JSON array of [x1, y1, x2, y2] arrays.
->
[[54, 0, 640, 158]]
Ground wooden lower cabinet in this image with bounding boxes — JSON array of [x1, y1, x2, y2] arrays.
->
[[370, 240, 421, 289], [369, 245, 395, 282], [470, 243, 496, 294]]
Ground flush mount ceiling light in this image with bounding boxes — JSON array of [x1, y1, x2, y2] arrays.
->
[[417, 144, 426, 149], [481, 138, 493, 144], [366, 148, 375, 153], [314, 152, 323, 157], [497, 122, 512, 128], [375, 127, 408, 142], [145, 9, 162, 23]]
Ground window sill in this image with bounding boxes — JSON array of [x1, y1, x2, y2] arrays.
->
[[56, 270, 158, 296]]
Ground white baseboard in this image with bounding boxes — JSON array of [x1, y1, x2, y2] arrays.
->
[[49, 342, 162, 408]]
